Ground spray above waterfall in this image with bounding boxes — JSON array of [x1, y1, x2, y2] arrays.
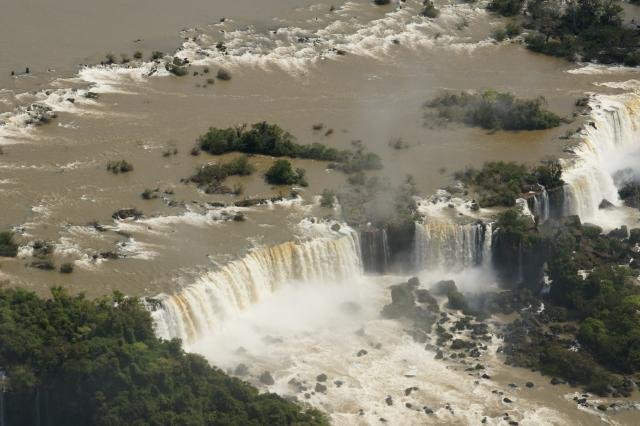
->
[[561, 92, 640, 228]]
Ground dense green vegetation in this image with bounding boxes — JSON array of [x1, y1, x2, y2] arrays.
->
[[455, 160, 564, 207], [0, 231, 18, 257], [488, 0, 525, 17], [190, 155, 255, 194], [498, 215, 640, 395], [490, 0, 640, 65], [426, 90, 562, 131], [197, 122, 382, 174], [265, 159, 308, 186], [0, 287, 327, 425]]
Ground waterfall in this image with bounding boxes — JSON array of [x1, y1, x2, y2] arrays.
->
[[562, 93, 640, 224], [527, 187, 550, 223], [151, 227, 362, 345], [413, 221, 492, 271], [360, 227, 391, 273]]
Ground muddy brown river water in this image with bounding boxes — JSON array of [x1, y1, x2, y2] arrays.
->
[[1, 0, 640, 424]]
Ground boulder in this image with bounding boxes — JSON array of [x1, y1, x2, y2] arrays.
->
[[599, 199, 614, 209], [259, 371, 275, 385], [112, 208, 143, 220]]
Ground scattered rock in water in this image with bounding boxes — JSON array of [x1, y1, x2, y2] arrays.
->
[[334, 380, 344, 387], [234, 363, 249, 376], [481, 374, 491, 379], [550, 377, 565, 385], [259, 371, 275, 386], [508, 383, 518, 388], [424, 407, 434, 415], [404, 386, 419, 396], [316, 373, 327, 382], [597, 404, 607, 411], [112, 208, 143, 220], [503, 397, 513, 403], [599, 199, 614, 209], [315, 383, 327, 393], [525, 381, 534, 388], [357, 349, 368, 357], [385, 396, 393, 406], [434, 349, 444, 359], [331, 223, 341, 232]]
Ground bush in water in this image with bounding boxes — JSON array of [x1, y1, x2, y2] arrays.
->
[[265, 159, 308, 186]]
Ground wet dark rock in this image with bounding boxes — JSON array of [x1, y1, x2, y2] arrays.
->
[[331, 223, 341, 232], [315, 383, 327, 393], [597, 404, 607, 411], [525, 381, 534, 388], [424, 407, 434, 415], [334, 380, 344, 388], [435, 349, 444, 359], [404, 386, 418, 396], [450, 339, 474, 350], [316, 373, 327, 382], [599, 199, 614, 209], [112, 208, 143, 220], [234, 363, 249, 376], [550, 377, 565, 385], [234, 198, 267, 207], [357, 349, 368, 357], [481, 374, 491, 379], [503, 397, 513, 403], [608, 225, 628, 239], [99, 251, 119, 260], [432, 280, 457, 296], [259, 371, 275, 385], [385, 396, 393, 406]]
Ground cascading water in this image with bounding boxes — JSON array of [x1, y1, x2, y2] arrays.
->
[[360, 227, 391, 273], [562, 93, 640, 224], [413, 221, 492, 271], [151, 225, 362, 345], [527, 186, 550, 223]]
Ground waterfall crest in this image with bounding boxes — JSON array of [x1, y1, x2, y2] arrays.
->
[[151, 226, 362, 344], [562, 93, 640, 223], [414, 221, 492, 271]]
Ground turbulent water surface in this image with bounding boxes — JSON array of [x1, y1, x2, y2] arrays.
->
[[2, 0, 640, 424]]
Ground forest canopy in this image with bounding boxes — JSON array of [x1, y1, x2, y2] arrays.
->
[[0, 287, 327, 426]]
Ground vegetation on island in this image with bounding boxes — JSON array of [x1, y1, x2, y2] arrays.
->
[[190, 155, 255, 194], [455, 160, 563, 207], [0, 231, 19, 257], [265, 159, 308, 186], [425, 90, 562, 131], [197, 122, 382, 174], [0, 287, 327, 425], [489, 0, 640, 66]]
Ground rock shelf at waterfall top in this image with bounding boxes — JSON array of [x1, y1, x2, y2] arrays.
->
[[2, 0, 640, 424]]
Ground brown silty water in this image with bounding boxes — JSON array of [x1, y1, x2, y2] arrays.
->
[[1, 0, 640, 424]]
